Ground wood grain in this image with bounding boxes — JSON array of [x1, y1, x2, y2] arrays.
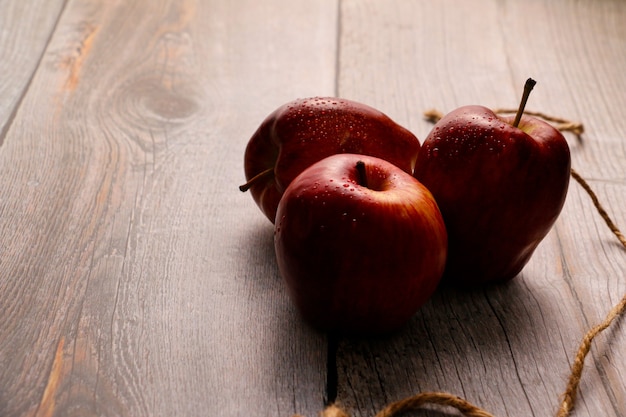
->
[[336, 1, 626, 416], [0, 1, 338, 416], [0, 0, 66, 145], [0, 1, 624, 417]]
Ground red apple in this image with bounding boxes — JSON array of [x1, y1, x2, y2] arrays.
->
[[414, 79, 571, 286], [274, 153, 447, 335], [240, 97, 421, 223]]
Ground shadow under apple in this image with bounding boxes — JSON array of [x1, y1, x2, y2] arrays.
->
[[333, 274, 559, 417], [237, 221, 328, 417], [235, 221, 564, 417]]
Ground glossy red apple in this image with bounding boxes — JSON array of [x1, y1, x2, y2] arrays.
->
[[240, 97, 421, 223], [274, 153, 447, 335], [414, 79, 571, 286]]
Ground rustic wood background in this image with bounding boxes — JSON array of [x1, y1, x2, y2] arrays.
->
[[0, 1, 624, 416]]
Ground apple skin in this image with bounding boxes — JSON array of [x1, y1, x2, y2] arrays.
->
[[274, 153, 447, 335], [243, 97, 421, 223], [413, 105, 571, 286]]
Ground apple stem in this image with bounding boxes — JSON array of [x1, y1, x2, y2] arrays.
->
[[513, 78, 537, 128], [356, 160, 368, 188], [239, 167, 274, 192]]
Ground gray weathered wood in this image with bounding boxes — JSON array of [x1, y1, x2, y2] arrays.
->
[[336, 1, 626, 416], [0, 0, 624, 417], [0, 1, 337, 416], [0, 0, 66, 144]]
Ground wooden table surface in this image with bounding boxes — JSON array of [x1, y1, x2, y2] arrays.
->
[[1, 1, 625, 416]]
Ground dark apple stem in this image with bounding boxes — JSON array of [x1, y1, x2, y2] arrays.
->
[[513, 78, 537, 128], [356, 160, 368, 188], [239, 167, 274, 192], [325, 333, 339, 406]]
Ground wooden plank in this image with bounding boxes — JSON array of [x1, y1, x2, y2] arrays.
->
[[0, 0, 66, 143], [0, 1, 338, 416], [335, 0, 626, 416]]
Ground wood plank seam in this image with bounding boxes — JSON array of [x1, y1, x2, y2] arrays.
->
[[0, 0, 68, 147]]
